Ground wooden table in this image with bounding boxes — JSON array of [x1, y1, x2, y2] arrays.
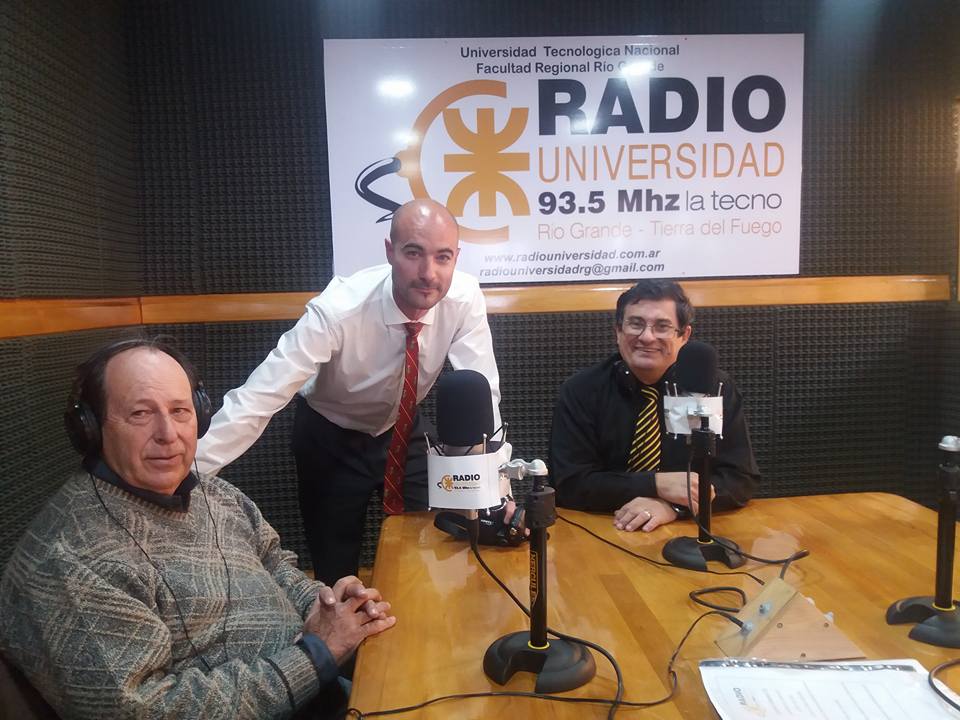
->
[[349, 493, 960, 718]]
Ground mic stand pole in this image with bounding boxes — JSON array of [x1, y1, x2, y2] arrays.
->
[[886, 435, 960, 647], [483, 472, 596, 692], [662, 415, 745, 571]]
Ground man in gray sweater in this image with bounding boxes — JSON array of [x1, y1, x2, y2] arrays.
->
[[0, 339, 395, 719]]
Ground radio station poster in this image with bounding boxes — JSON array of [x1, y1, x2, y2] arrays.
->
[[323, 34, 803, 283]]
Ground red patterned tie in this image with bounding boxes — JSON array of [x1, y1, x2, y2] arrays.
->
[[383, 322, 422, 514]]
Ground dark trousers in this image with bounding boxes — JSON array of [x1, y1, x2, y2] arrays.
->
[[292, 397, 431, 584], [295, 676, 351, 719]]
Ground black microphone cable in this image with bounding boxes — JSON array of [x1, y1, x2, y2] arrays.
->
[[927, 658, 960, 712], [555, 514, 760, 621], [466, 530, 743, 717], [469, 535, 630, 719], [556, 513, 766, 586], [345, 538, 745, 720], [344, 515, 753, 719], [683, 459, 811, 572], [555, 513, 761, 616], [688, 586, 748, 613]]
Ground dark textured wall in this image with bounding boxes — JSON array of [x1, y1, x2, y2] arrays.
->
[[131, 0, 331, 295], [0, 0, 140, 298], [0, 0, 141, 568]]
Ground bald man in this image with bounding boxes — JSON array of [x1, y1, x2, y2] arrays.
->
[[196, 199, 502, 582]]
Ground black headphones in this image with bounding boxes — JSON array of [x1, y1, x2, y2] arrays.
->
[[65, 338, 212, 457]]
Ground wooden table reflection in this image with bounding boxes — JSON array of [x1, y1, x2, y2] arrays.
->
[[349, 493, 960, 718]]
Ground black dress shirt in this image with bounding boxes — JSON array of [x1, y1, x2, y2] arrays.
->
[[549, 353, 759, 512]]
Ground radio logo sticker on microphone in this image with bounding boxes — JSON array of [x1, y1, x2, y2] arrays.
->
[[439, 473, 483, 491]]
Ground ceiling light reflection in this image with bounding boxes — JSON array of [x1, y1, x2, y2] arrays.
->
[[377, 77, 415, 99], [621, 60, 654, 77]]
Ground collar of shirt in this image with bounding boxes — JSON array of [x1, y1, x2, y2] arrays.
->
[[380, 274, 438, 328], [613, 355, 676, 395], [84, 456, 199, 512]]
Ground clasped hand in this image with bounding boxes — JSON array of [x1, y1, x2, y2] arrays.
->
[[302, 575, 396, 665]]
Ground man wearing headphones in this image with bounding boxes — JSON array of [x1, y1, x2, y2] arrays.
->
[[0, 339, 395, 719], [195, 198, 502, 583]]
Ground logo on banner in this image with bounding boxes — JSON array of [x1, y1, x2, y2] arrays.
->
[[355, 80, 529, 244]]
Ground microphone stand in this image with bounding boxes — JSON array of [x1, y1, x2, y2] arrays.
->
[[885, 436, 960, 647], [483, 470, 596, 692], [662, 413, 745, 571]]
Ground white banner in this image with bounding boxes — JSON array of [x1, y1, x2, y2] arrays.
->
[[324, 34, 804, 283]]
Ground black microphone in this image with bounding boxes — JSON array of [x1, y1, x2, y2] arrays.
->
[[432, 375, 595, 690], [676, 340, 718, 394], [662, 340, 745, 571], [430, 370, 518, 547], [435, 369, 494, 449], [677, 340, 720, 546]]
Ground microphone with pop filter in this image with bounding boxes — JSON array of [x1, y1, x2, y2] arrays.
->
[[662, 340, 745, 571], [664, 340, 725, 436], [435, 369, 496, 450], [676, 340, 718, 394], [429, 374, 596, 692], [429, 370, 519, 546]]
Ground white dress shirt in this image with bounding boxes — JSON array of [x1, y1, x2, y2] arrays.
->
[[195, 264, 501, 474]]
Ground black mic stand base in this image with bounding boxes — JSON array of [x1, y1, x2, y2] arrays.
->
[[662, 535, 746, 571], [483, 631, 596, 693], [886, 596, 960, 648]]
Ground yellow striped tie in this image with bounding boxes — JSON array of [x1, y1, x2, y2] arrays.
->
[[627, 386, 661, 472]]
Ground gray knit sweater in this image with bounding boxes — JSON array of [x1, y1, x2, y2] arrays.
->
[[0, 471, 332, 719]]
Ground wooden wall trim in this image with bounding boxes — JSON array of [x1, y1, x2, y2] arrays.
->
[[140, 293, 316, 324], [0, 275, 951, 339], [484, 274, 952, 314], [0, 297, 142, 339]]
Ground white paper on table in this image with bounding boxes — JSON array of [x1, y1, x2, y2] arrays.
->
[[698, 658, 960, 719]]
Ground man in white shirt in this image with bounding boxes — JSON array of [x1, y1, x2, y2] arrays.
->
[[196, 199, 501, 583]]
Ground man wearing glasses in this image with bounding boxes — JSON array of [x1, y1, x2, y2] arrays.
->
[[548, 279, 759, 532]]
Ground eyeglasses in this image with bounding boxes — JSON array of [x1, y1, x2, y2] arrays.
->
[[620, 318, 681, 338]]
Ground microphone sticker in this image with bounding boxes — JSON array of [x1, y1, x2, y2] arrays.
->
[[428, 452, 501, 509], [438, 473, 483, 491]]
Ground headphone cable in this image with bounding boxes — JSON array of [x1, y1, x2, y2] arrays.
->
[[90, 468, 233, 673]]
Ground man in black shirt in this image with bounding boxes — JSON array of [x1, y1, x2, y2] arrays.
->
[[549, 279, 759, 532]]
